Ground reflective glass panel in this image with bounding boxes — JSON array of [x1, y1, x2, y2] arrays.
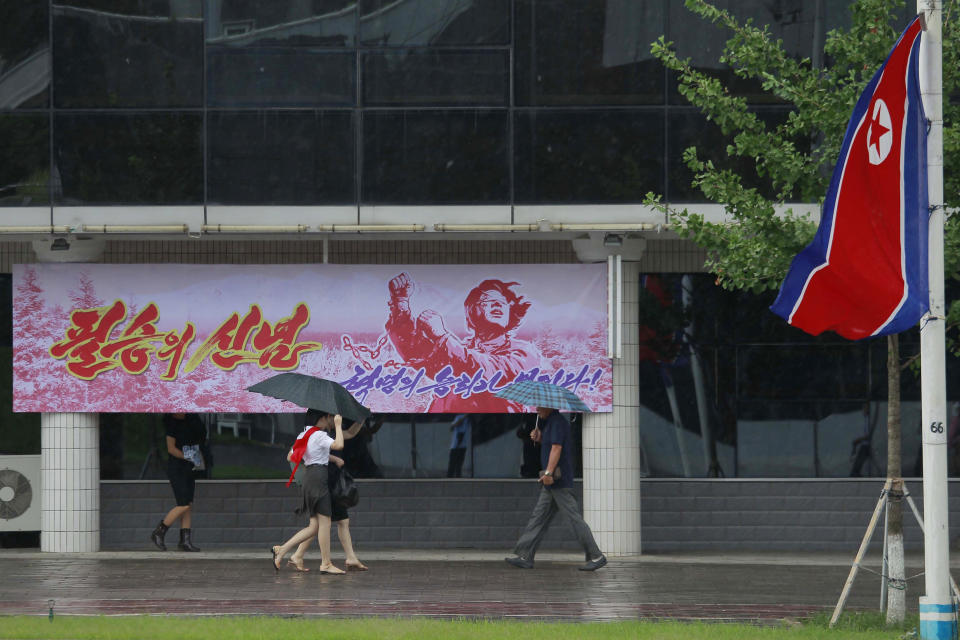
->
[[362, 50, 508, 106], [206, 0, 356, 47], [737, 344, 870, 402], [53, 1, 203, 108], [208, 48, 354, 107], [666, 0, 891, 104], [514, 110, 662, 203], [100, 412, 579, 480], [515, 0, 665, 106], [0, 1, 49, 109], [0, 275, 40, 457], [667, 107, 798, 202], [207, 110, 354, 205], [54, 112, 202, 204], [360, 0, 509, 46], [362, 110, 508, 204], [0, 114, 49, 206]]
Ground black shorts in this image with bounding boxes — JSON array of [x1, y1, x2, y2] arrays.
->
[[167, 461, 196, 506]]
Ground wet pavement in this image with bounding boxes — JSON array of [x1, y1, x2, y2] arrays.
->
[[0, 549, 955, 622]]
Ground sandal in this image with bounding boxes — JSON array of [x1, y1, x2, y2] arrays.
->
[[319, 564, 345, 575], [270, 546, 281, 572], [287, 559, 310, 572], [345, 562, 368, 571]]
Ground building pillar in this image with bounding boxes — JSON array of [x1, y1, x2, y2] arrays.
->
[[40, 412, 99, 552], [582, 263, 641, 556]]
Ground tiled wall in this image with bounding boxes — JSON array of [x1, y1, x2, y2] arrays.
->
[[3, 236, 709, 271], [101, 479, 585, 551], [100, 478, 960, 552], [641, 479, 960, 552]]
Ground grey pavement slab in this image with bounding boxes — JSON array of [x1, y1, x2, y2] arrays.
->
[[0, 549, 955, 622]]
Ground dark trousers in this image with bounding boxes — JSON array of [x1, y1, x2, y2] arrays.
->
[[512, 486, 602, 561], [447, 447, 467, 477]]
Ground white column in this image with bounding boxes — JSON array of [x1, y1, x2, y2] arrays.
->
[[41, 412, 99, 552], [583, 263, 641, 556]]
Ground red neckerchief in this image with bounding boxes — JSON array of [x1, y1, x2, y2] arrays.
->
[[286, 426, 321, 487]]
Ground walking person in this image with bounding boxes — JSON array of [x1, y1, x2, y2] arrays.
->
[[150, 413, 206, 552], [286, 423, 369, 572], [505, 407, 607, 571], [271, 410, 346, 574]]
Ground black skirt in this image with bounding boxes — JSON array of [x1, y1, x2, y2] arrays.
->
[[295, 464, 332, 517]]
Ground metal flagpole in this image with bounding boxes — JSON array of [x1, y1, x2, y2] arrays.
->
[[917, 2, 956, 639]]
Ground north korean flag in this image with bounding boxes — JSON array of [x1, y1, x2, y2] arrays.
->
[[770, 16, 927, 340]]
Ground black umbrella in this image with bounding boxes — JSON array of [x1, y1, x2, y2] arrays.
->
[[246, 373, 371, 423]]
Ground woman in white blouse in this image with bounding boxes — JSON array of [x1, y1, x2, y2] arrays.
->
[[271, 409, 345, 574]]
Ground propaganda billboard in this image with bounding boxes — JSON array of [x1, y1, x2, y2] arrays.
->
[[13, 264, 611, 413]]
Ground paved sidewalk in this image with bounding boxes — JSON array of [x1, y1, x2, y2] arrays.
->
[[0, 549, 955, 622]]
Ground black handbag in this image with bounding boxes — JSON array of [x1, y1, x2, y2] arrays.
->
[[332, 468, 359, 508]]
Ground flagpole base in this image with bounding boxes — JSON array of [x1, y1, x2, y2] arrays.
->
[[919, 597, 957, 640]]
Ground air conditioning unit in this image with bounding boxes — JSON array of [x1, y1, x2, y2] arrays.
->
[[0, 455, 41, 531]]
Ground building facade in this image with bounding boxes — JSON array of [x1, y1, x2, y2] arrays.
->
[[2, 1, 957, 554]]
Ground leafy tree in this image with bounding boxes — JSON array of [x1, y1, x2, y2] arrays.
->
[[646, 0, 958, 625]]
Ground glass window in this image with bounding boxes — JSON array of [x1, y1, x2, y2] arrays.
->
[[206, 0, 356, 47], [360, 0, 509, 46], [53, 1, 203, 108], [666, 0, 890, 104], [0, 114, 49, 206], [362, 110, 509, 204], [667, 107, 799, 202], [0, 1, 49, 109], [208, 48, 354, 107], [0, 275, 40, 456], [737, 344, 870, 402], [515, 0, 665, 106], [630, 273, 960, 479], [100, 411, 580, 480], [54, 112, 202, 205], [362, 50, 508, 106], [514, 109, 663, 203], [207, 110, 355, 205]]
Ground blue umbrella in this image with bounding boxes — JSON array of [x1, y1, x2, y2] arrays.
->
[[494, 380, 591, 412]]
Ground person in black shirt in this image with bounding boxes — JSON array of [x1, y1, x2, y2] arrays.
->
[[150, 413, 206, 552]]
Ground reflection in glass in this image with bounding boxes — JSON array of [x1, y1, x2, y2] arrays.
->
[[207, 110, 354, 205], [515, 0, 664, 106], [208, 48, 354, 106], [0, 275, 41, 456], [362, 50, 507, 106], [632, 273, 960, 479], [0, 1, 49, 109], [53, 1, 203, 107], [362, 110, 508, 204], [665, 0, 892, 104], [514, 110, 662, 203], [667, 107, 800, 202], [360, 0, 509, 46], [54, 112, 202, 204], [100, 411, 579, 480], [206, 0, 356, 47], [0, 114, 49, 206]]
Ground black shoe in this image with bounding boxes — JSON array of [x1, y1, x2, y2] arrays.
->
[[579, 555, 608, 571], [505, 556, 534, 569], [177, 528, 200, 552], [150, 521, 168, 551]]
